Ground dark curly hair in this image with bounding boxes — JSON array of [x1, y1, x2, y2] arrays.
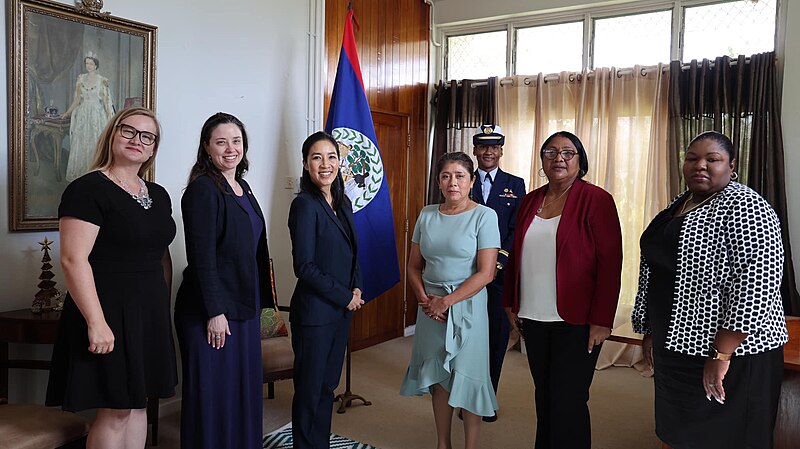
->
[[187, 112, 250, 192]]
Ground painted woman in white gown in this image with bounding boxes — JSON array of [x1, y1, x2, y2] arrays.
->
[[61, 54, 113, 181]]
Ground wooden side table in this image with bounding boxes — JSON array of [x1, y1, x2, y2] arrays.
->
[[29, 116, 70, 181], [0, 308, 161, 446]]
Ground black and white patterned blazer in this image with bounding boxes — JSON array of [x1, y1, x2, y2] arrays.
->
[[632, 181, 788, 356]]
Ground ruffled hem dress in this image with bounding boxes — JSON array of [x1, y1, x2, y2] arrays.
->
[[400, 204, 500, 417]]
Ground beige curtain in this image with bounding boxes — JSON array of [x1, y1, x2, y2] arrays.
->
[[499, 66, 670, 318]]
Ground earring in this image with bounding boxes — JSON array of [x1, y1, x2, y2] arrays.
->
[[731, 171, 739, 180], [538, 167, 546, 178]]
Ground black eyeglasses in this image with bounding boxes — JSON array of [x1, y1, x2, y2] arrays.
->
[[117, 124, 158, 146], [541, 149, 578, 161]]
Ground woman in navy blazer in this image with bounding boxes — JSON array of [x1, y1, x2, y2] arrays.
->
[[175, 113, 273, 449], [504, 131, 622, 449], [289, 131, 364, 449]]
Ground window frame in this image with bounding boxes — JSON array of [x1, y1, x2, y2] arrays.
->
[[438, 0, 782, 80]]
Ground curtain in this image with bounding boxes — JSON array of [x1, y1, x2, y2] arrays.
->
[[28, 13, 84, 114], [498, 66, 671, 319], [428, 78, 496, 204], [668, 52, 800, 315]]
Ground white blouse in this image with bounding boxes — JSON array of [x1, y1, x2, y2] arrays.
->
[[519, 215, 562, 322]]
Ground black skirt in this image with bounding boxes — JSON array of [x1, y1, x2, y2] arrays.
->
[[653, 346, 783, 449]]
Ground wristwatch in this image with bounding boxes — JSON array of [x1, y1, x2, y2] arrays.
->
[[709, 345, 732, 361]]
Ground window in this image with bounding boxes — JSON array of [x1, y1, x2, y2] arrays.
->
[[683, 0, 777, 62], [446, 30, 507, 81], [516, 21, 583, 75], [441, 0, 779, 80], [593, 10, 672, 68]]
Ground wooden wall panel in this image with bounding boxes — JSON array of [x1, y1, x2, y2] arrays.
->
[[325, 0, 429, 350]]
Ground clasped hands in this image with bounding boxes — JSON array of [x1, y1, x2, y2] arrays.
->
[[420, 294, 450, 322], [347, 288, 365, 311]]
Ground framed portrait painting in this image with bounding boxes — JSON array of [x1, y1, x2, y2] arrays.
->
[[7, 0, 157, 231]]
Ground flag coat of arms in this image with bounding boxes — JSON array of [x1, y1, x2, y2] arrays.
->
[[325, 8, 400, 301]]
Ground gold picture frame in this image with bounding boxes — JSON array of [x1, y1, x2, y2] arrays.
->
[[7, 0, 157, 231]]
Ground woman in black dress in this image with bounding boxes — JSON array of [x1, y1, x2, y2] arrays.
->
[[46, 107, 177, 449], [632, 131, 788, 449], [175, 112, 273, 449]]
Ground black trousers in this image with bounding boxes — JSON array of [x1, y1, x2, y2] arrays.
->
[[521, 319, 601, 449], [291, 317, 350, 449], [487, 282, 511, 393]]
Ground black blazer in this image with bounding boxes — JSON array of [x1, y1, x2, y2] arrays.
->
[[176, 175, 273, 320], [288, 191, 362, 326]]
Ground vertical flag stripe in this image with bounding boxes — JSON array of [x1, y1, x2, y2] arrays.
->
[[325, 8, 400, 301]]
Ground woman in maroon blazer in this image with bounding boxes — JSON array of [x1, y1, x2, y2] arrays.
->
[[504, 131, 622, 449]]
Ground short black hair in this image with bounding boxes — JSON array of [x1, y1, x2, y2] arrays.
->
[[540, 131, 589, 179], [689, 131, 735, 161], [436, 152, 475, 180]]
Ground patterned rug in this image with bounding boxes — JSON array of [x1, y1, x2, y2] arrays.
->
[[263, 423, 379, 449]]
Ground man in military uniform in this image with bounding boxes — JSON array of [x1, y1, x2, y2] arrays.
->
[[472, 124, 525, 422]]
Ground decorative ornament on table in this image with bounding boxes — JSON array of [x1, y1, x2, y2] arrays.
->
[[31, 237, 59, 313]]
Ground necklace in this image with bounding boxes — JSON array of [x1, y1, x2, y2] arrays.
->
[[537, 184, 573, 214], [678, 191, 719, 216], [108, 170, 153, 209]]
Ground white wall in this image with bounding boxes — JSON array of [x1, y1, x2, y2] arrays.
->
[[782, 1, 800, 291], [433, 0, 800, 292], [1, 0, 322, 403]]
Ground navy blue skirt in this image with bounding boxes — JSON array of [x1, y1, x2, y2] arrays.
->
[[175, 313, 263, 449]]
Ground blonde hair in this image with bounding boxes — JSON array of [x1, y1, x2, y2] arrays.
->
[[89, 107, 162, 177]]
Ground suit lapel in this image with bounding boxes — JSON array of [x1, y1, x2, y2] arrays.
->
[[472, 173, 484, 205], [223, 181, 249, 214], [555, 180, 584, 255], [239, 179, 264, 220], [316, 194, 351, 244], [485, 169, 506, 208]]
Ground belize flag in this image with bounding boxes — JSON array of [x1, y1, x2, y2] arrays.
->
[[325, 8, 400, 301]]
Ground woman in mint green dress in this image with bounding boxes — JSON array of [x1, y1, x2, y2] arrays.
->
[[401, 152, 500, 449]]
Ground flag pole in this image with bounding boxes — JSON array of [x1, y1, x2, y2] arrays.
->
[[334, 338, 371, 413], [328, 4, 398, 413]]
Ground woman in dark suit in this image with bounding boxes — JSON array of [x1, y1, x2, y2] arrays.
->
[[504, 131, 623, 449], [174, 112, 273, 449], [288, 131, 364, 449]]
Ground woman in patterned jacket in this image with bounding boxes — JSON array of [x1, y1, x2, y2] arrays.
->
[[632, 131, 788, 449]]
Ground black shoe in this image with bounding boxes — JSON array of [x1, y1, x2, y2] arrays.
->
[[482, 413, 497, 423]]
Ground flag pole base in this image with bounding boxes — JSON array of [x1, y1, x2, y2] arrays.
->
[[334, 390, 372, 414], [334, 338, 372, 414]]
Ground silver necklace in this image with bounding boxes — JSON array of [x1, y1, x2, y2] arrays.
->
[[109, 170, 153, 209], [537, 183, 573, 214]]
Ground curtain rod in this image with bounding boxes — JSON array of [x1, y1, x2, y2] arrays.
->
[[439, 57, 749, 89]]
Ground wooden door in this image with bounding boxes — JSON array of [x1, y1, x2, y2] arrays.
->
[[350, 111, 409, 351]]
